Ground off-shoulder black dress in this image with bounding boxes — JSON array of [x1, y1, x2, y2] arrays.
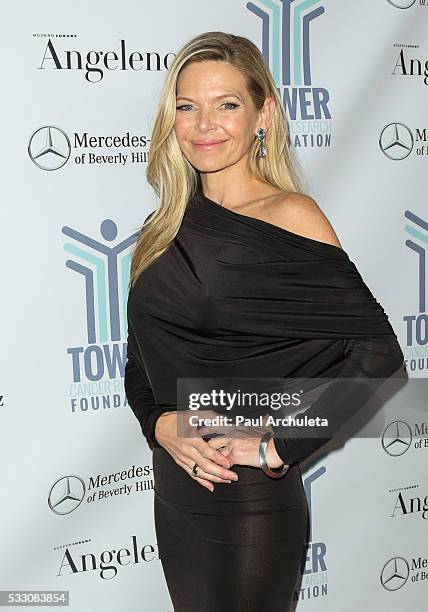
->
[[125, 187, 404, 612]]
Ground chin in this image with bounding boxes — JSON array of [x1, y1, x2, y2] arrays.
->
[[190, 158, 228, 172]]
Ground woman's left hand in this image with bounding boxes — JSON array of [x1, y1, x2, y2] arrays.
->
[[201, 423, 286, 470]]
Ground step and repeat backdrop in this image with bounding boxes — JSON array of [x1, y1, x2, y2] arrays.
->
[[1, 1, 427, 610]]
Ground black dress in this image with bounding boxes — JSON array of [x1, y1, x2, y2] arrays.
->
[[125, 188, 404, 612]]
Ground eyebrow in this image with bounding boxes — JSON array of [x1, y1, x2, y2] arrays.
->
[[176, 92, 244, 102]]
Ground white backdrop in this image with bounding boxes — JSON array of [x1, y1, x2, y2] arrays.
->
[[1, 1, 426, 610]]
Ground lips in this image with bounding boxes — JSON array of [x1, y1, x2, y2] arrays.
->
[[192, 140, 226, 149]]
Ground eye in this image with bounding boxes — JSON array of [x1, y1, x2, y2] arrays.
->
[[176, 104, 193, 111], [222, 101, 240, 110], [175, 101, 240, 112]]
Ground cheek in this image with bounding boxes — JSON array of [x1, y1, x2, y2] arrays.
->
[[174, 117, 189, 141], [224, 116, 253, 141]]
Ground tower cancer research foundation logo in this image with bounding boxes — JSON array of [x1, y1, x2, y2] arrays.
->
[[403, 210, 428, 371], [62, 219, 138, 413], [292, 466, 328, 603], [247, 0, 332, 147]]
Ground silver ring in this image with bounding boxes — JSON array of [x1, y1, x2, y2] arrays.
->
[[192, 463, 200, 477]]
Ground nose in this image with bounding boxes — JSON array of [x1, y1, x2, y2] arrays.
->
[[196, 107, 216, 131]]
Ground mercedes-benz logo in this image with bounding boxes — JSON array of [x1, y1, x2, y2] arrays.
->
[[386, 0, 417, 8], [382, 420, 412, 456], [28, 126, 71, 171], [379, 122, 413, 160], [48, 475, 86, 515], [380, 556, 410, 591]]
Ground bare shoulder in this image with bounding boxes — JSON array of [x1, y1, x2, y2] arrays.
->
[[266, 191, 343, 249]]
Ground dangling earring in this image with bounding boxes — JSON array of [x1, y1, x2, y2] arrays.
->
[[256, 127, 267, 158]]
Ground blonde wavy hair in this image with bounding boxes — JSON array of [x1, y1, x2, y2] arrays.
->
[[129, 30, 306, 288]]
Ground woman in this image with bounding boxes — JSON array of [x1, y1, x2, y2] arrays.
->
[[125, 32, 404, 612]]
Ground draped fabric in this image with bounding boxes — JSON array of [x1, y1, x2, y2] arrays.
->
[[125, 187, 404, 466]]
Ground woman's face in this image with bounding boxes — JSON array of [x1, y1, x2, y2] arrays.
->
[[174, 60, 268, 174]]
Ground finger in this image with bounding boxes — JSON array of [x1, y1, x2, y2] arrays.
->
[[207, 435, 230, 449], [175, 457, 215, 491], [197, 426, 226, 438], [188, 463, 233, 484], [191, 452, 238, 482], [180, 441, 237, 482], [206, 437, 235, 466], [192, 437, 232, 469]]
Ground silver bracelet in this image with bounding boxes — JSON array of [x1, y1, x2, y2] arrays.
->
[[259, 432, 290, 479]]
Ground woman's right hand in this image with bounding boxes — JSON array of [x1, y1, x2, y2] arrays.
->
[[154, 411, 239, 492]]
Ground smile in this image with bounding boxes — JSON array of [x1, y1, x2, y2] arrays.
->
[[192, 140, 227, 150]]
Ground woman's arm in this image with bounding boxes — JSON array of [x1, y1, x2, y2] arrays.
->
[[272, 334, 405, 466], [124, 326, 166, 451]]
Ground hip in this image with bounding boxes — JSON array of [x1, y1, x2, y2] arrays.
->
[[153, 446, 308, 515]]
